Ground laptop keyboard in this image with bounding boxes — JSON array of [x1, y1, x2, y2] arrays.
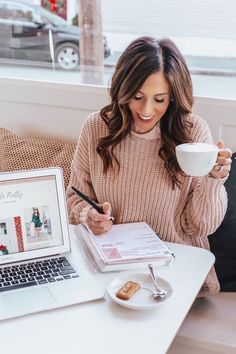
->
[[0, 256, 79, 293]]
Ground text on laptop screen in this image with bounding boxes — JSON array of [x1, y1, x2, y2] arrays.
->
[[0, 175, 63, 256]]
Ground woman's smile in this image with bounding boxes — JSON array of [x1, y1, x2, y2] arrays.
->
[[138, 114, 154, 121]]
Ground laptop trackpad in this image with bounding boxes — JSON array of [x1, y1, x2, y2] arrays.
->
[[3, 287, 56, 315]]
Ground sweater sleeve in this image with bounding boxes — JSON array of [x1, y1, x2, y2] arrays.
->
[[66, 115, 97, 224], [180, 175, 228, 237], [179, 116, 228, 238]]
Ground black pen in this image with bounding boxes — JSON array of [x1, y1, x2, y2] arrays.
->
[[72, 186, 114, 220]]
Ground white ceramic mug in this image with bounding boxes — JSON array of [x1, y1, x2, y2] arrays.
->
[[175, 143, 219, 176]]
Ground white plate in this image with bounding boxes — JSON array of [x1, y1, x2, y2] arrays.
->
[[106, 271, 173, 310]]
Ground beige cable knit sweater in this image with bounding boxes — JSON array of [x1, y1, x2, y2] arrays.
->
[[66, 111, 228, 295]]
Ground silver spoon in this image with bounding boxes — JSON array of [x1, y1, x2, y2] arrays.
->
[[141, 286, 166, 299], [148, 263, 167, 298]]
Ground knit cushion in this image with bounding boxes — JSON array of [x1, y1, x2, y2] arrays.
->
[[209, 152, 236, 291], [0, 128, 76, 189]]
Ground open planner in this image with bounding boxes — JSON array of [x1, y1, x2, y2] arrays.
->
[[77, 222, 175, 272]]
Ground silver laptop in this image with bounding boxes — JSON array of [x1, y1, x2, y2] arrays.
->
[[0, 167, 104, 320]]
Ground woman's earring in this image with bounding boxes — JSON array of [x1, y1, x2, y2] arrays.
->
[[170, 97, 174, 102]]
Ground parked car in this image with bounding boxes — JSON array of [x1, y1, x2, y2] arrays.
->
[[0, 0, 110, 69]]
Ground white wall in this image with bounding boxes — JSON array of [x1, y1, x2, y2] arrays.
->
[[0, 78, 108, 142], [0, 77, 235, 151]]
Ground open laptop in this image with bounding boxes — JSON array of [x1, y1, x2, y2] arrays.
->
[[0, 167, 104, 320]]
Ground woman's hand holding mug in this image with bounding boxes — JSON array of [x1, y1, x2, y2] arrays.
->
[[209, 140, 232, 179]]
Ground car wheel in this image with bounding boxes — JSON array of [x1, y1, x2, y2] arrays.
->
[[55, 43, 79, 70]]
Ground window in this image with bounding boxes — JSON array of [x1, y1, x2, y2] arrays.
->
[[0, 0, 235, 99], [101, 0, 236, 98], [0, 1, 35, 22], [0, 222, 7, 235], [102, 0, 236, 71]]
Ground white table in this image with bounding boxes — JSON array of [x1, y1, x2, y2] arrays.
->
[[0, 225, 215, 354]]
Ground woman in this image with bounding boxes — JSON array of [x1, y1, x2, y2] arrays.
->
[[31, 207, 43, 237], [66, 36, 232, 295]]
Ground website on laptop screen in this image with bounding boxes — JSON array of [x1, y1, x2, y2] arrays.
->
[[0, 175, 63, 256]]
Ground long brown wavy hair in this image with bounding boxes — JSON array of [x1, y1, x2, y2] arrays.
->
[[97, 36, 194, 188]]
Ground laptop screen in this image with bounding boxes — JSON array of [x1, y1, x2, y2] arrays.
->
[[0, 174, 64, 258]]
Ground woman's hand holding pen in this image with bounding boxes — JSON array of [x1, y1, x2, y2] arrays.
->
[[87, 202, 113, 235], [71, 186, 114, 234]]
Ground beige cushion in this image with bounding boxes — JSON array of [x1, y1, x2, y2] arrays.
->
[[0, 128, 76, 189]]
